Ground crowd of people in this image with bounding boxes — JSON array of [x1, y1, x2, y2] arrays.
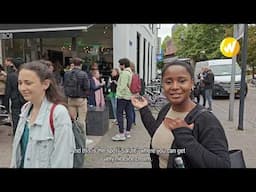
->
[[1, 56, 141, 168], [1, 55, 232, 168]]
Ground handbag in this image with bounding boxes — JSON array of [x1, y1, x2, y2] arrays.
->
[[229, 149, 246, 168], [185, 109, 247, 168]]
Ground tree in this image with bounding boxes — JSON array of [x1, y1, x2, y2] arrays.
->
[[247, 25, 256, 78], [157, 60, 164, 69], [161, 35, 171, 55], [171, 24, 256, 78], [172, 24, 231, 62]]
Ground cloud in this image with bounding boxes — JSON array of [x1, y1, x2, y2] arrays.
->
[[158, 24, 174, 43]]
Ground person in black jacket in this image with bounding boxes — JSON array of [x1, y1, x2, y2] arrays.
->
[[4, 57, 26, 135], [131, 60, 230, 168], [202, 67, 214, 111]]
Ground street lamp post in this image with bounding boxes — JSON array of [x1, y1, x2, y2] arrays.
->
[[238, 24, 248, 130]]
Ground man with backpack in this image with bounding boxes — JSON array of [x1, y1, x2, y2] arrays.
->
[[64, 58, 90, 137]]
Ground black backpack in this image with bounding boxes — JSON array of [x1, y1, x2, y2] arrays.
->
[[64, 70, 80, 98]]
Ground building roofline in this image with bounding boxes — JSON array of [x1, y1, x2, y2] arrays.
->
[[0, 24, 94, 33]]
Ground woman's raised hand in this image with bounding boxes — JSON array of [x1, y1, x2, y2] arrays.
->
[[131, 95, 148, 109]]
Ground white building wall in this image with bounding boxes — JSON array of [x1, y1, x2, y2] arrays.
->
[[0, 40, 2, 65], [113, 24, 158, 84], [113, 24, 129, 68]]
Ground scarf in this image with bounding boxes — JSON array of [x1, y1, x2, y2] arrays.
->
[[93, 77, 105, 107]]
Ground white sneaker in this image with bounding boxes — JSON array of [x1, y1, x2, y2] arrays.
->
[[112, 133, 126, 141], [125, 131, 131, 138], [112, 119, 118, 125], [86, 139, 93, 145]]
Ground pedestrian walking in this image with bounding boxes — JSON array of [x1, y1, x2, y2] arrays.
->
[[112, 58, 133, 141]]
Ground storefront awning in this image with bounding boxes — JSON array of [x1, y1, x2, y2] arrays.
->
[[0, 24, 94, 39]]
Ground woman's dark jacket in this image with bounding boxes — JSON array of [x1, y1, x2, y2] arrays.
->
[[139, 103, 231, 168], [109, 75, 119, 93], [4, 68, 25, 113]]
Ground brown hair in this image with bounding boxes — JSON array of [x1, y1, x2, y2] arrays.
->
[[90, 62, 98, 70], [112, 68, 119, 76], [18, 60, 67, 107], [39, 59, 53, 68], [118, 58, 130, 68], [5, 57, 13, 63], [72, 57, 82, 66]]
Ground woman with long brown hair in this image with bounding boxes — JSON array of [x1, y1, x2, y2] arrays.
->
[[10, 61, 75, 168]]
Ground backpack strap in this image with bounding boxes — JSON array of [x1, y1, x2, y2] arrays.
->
[[191, 108, 208, 123], [49, 104, 57, 135], [185, 108, 208, 124]]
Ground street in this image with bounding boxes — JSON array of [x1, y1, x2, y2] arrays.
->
[[212, 85, 256, 130]]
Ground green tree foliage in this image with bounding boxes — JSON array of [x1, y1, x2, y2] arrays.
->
[[161, 35, 171, 54], [157, 60, 164, 69], [172, 24, 232, 62], [157, 36, 171, 69], [247, 25, 256, 77]]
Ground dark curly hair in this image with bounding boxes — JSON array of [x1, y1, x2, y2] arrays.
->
[[161, 60, 194, 80]]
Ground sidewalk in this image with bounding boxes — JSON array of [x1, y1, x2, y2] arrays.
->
[[0, 125, 12, 168], [212, 101, 256, 168], [84, 115, 152, 168], [1, 103, 256, 168], [85, 106, 256, 168]]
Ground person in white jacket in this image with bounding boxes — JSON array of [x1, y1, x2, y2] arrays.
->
[[10, 60, 75, 168]]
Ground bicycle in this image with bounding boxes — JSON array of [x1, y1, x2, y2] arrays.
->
[[0, 105, 11, 126], [144, 86, 168, 112]]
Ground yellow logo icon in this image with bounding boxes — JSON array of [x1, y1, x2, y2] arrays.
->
[[220, 37, 240, 57]]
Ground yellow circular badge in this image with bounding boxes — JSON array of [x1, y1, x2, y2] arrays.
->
[[220, 37, 240, 57]]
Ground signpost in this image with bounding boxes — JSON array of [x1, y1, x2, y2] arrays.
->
[[228, 24, 244, 122], [238, 24, 248, 130], [226, 24, 247, 130]]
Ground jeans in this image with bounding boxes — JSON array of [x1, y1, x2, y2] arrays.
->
[[116, 99, 133, 134], [110, 97, 117, 120], [205, 89, 213, 110], [200, 88, 206, 106], [132, 107, 136, 124]]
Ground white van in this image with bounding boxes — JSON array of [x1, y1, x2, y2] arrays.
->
[[194, 59, 247, 98]]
